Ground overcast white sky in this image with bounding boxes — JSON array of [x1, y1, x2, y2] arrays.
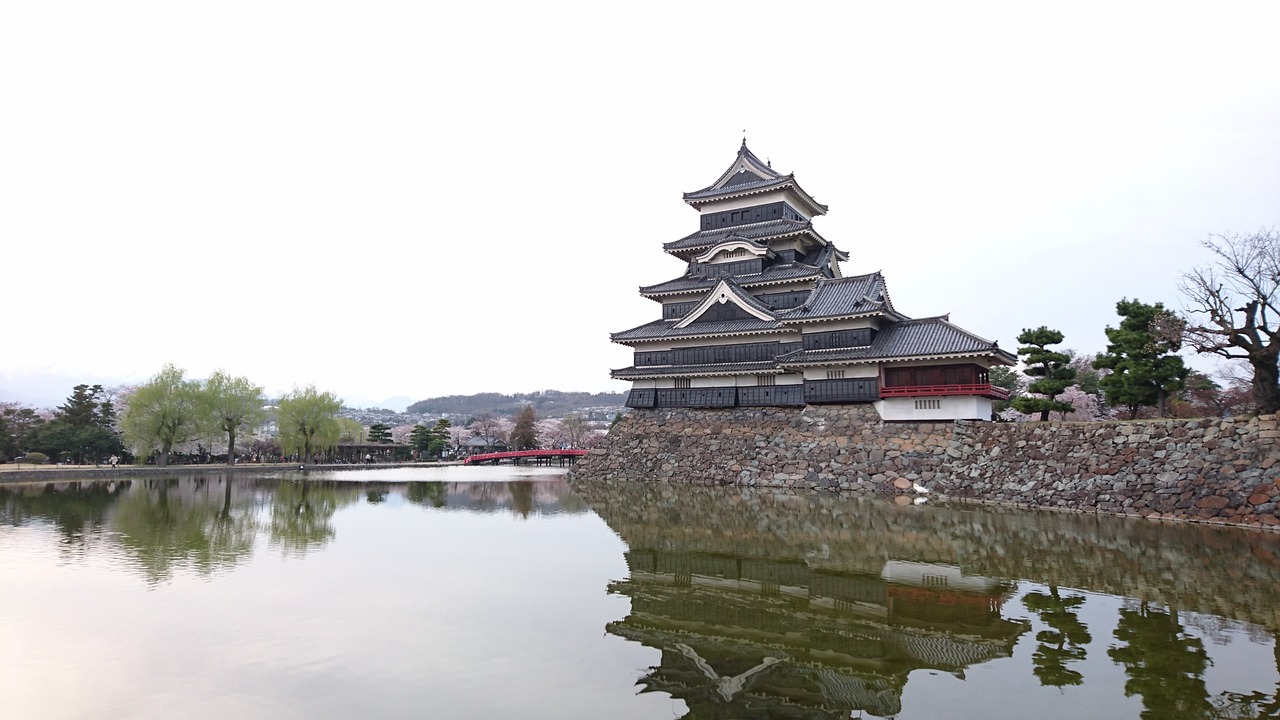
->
[[2, 1, 1278, 409]]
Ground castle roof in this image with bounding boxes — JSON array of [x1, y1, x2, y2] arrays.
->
[[639, 262, 827, 297], [781, 272, 899, 323], [682, 141, 828, 216], [610, 317, 791, 344], [663, 218, 821, 257], [778, 316, 1015, 367]]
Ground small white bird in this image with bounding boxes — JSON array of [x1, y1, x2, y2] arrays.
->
[[912, 482, 930, 494]]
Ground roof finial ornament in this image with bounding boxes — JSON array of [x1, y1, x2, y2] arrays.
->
[[741, 131, 747, 148]]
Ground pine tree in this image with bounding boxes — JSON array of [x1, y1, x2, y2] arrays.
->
[[1012, 327, 1077, 421], [367, 422, 393, 444], [1094, 298, 1189, 419]]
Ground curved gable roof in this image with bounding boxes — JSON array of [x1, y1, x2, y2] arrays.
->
[[682, 141, 827, 216]]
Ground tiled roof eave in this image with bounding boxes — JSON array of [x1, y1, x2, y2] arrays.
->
[[779, 350, 1010, 368], [779, 309, 889, 325], [876, 350, 1013, 365], [638, 288, 710, 299], [610, 326, 797, 346], [639, 271, 823, 298], [663, 226, 830, 256], [683, 182, 828, 216]]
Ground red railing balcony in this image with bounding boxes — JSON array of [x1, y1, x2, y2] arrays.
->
[[879, 383, 1010, 400]]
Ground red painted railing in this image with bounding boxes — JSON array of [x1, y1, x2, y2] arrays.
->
[[464, 449, 588, 465], [879, 383, 1010, 400]]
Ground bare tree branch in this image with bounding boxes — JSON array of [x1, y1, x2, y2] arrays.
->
[[1179, 228, 1280, 414]]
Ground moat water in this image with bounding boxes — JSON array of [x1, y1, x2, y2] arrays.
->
[[1, 466, 1277, 719]]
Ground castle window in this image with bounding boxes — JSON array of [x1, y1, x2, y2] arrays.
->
[[826, 370, 845, 380], [757, 375, 775, 386], [674, 378, 692, 389], [915, 398, 941, 410]]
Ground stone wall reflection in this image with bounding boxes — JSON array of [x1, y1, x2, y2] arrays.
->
[[573, 480, 1280, 633], [578, 480, 1280, 717]]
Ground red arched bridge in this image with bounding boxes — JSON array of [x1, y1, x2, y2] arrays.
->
[[463, 449, 587, 466]]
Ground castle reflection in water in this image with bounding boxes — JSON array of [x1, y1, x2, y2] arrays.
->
[[573, 478, 1280, 719]]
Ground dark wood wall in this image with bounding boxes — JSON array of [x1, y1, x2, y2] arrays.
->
[[883, 364, 985, 387], [698, 201, 805, 231], [624, 379, 877, 409]]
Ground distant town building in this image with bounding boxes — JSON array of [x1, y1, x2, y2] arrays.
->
[[611, 141, 1015, 421]]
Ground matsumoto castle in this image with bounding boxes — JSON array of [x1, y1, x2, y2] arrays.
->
[[611, 141, 1015, 422]]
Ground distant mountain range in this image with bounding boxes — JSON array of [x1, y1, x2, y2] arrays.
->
[[405, 390, 627, 419]]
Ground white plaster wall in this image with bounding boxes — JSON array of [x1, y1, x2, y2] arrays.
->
[[697, 241, 768, 264], [876, 396, 993, 421], [801, 365, 877, 380]]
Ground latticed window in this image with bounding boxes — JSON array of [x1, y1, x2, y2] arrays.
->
[[757, 375, 775, 386], [674, 378, 692, 389], [914, 398, 941, 410], [826, 369, 845, 380]]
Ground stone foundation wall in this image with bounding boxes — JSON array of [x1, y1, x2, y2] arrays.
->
[[573, 406, 1280, 529]]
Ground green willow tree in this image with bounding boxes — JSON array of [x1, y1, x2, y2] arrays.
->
[[276, 385, 342, 462], [1012, 327, 1077, 421], [1093, 299, 1189, 419], [121, 365, 204, 467], [201, 370, 267, 465]]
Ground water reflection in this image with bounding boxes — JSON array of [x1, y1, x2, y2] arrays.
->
[[112, 476, 263, 583], [1110, 601, 1211, 719], [268, 480, 358, 555], [1023, 586, 1091, 688], [0, 474, 588, 584], [573, 480, 1280, 719], [3, 474, 1279, 718]]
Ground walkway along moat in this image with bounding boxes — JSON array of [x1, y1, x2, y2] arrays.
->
[[571, 406, 1280, 530]]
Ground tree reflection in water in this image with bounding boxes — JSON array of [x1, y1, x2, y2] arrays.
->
[[0, 480, 130, 558], [1109, 602, 1212, 719], [405, 481, 448, 508], [113, 476, 259, 585], [268, 479, 357, 556], [1023, 585, 1092, 688]]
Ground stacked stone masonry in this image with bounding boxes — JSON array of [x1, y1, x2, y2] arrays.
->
[[574, 406, 1280, 530]]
